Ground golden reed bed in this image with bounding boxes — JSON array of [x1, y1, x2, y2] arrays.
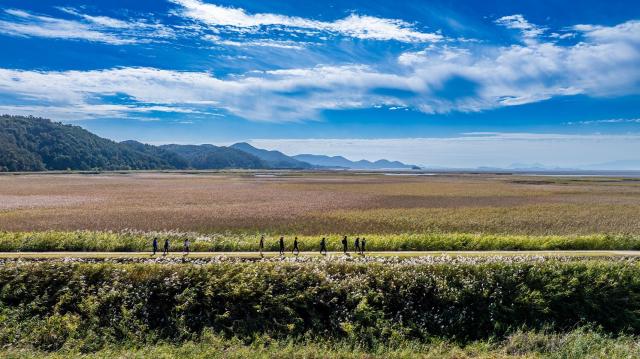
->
[[1, 172, 639, 235]]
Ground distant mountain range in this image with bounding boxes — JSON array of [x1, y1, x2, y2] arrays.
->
[[230, 142, 313, 169], [581, 160, 640, 171], [293, 154, 418, 170], [0, 115, 416, 171], [425, 161, 640, 172]]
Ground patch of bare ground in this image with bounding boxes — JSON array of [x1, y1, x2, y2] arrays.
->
[[0, 195, 98, 210]]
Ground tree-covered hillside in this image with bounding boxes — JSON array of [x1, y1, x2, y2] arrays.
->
[[230, 142, 312, 169], [0, 115, 190, 171], [159, 144, 267, 169], [0, 115, 273, 171]]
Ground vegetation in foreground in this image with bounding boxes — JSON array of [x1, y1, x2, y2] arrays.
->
[[1, 230, 640, 252], [2, 328, 640, 358], [0, 259, 638, 354]]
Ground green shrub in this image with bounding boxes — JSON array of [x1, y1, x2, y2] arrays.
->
[[0, 260, 639, 352]]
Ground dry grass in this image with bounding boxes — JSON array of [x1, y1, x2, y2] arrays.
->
[[1, 172, 640, 234]]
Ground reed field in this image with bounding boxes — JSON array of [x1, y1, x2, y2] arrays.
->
[[1, 172, 640, 235]]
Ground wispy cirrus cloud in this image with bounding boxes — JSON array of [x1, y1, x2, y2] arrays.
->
[[204, 35, 309, 50], [0, 103, 205, 121], [0, 8, 174, 45], [566, 118, 640, 125], [170, 0, 443, 43]]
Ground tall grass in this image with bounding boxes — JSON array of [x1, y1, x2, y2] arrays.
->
[[1, 230, 639, 252], [2, 328, 639, 358]]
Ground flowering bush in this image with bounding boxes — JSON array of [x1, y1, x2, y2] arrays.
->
[[0, 259, 639, 351]]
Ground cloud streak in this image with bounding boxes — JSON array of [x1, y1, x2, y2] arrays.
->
[[170, 0, 442, 43], [566, 118, 640, 125], [0, 8, 174, 44]]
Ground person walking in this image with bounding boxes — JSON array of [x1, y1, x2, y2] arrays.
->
[[354, 237, 360, 254], [341, 236, 348, 254], [279, 236, 285, 256], [292, 237, 300, 256], [152, 237, 158, 256], [163, 238, 170, 256], [361, 237, 366, 255], [183, 238, 190, 255], [259, 235, 265, 257], [320, 237, 327, 255]]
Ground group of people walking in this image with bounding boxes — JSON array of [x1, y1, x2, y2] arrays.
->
[[260, 235, 366, 256], [152, 237, 190, 256], [153, 235, 367, 256]]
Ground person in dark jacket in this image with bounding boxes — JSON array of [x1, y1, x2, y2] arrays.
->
[[354, 237, 360, 254], [320, 237, 327, 255], [163, 238, 170, 256], [279, 236, 285, 256], [183, 238, 190, 255], [361, 237, 366, 255], [292, 237, 300, 256], [259, 235, 265, 257], [152, 237, 158, 256], [341, 236, 348, 254]]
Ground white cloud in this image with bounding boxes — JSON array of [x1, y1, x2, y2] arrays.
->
[[549, 32, 575, 40], [566, 118, 640, 125], [574, 20, 640, 43], [248, 133, 640, 168], [205, 35, 308, 49], [0, 65, 409, 121], [170, 0, 442, 43], [57, 7, 131, 28], [0, 9, 134, 44], [395, 17, 640, 110], [495, 14, 546, 44], [0, 103, 204, 121], [0, 16, 637, 123], [0, 8, 174, 44]]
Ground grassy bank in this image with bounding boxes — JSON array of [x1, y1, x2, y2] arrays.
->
[[2, 328, 639, 358], [1, 230, 640, 252]]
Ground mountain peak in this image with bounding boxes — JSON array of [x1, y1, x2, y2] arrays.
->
[[230, 143, 312, 169], [293, 153, 417, 170]]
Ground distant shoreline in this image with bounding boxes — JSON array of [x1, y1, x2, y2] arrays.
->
[[2, 168, 640, 178]]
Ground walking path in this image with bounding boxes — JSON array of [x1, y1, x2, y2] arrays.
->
[[0, 250, 638, 258]]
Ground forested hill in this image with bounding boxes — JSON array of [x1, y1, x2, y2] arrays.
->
[[0, 115, 272, 171], [159, 144, 268, 169], [0, 115, 414, 171], [0, 115, 188, 171], [230, 142, 312, 169]]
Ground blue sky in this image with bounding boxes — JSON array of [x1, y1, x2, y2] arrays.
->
[[0, 0, 639, 167]]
